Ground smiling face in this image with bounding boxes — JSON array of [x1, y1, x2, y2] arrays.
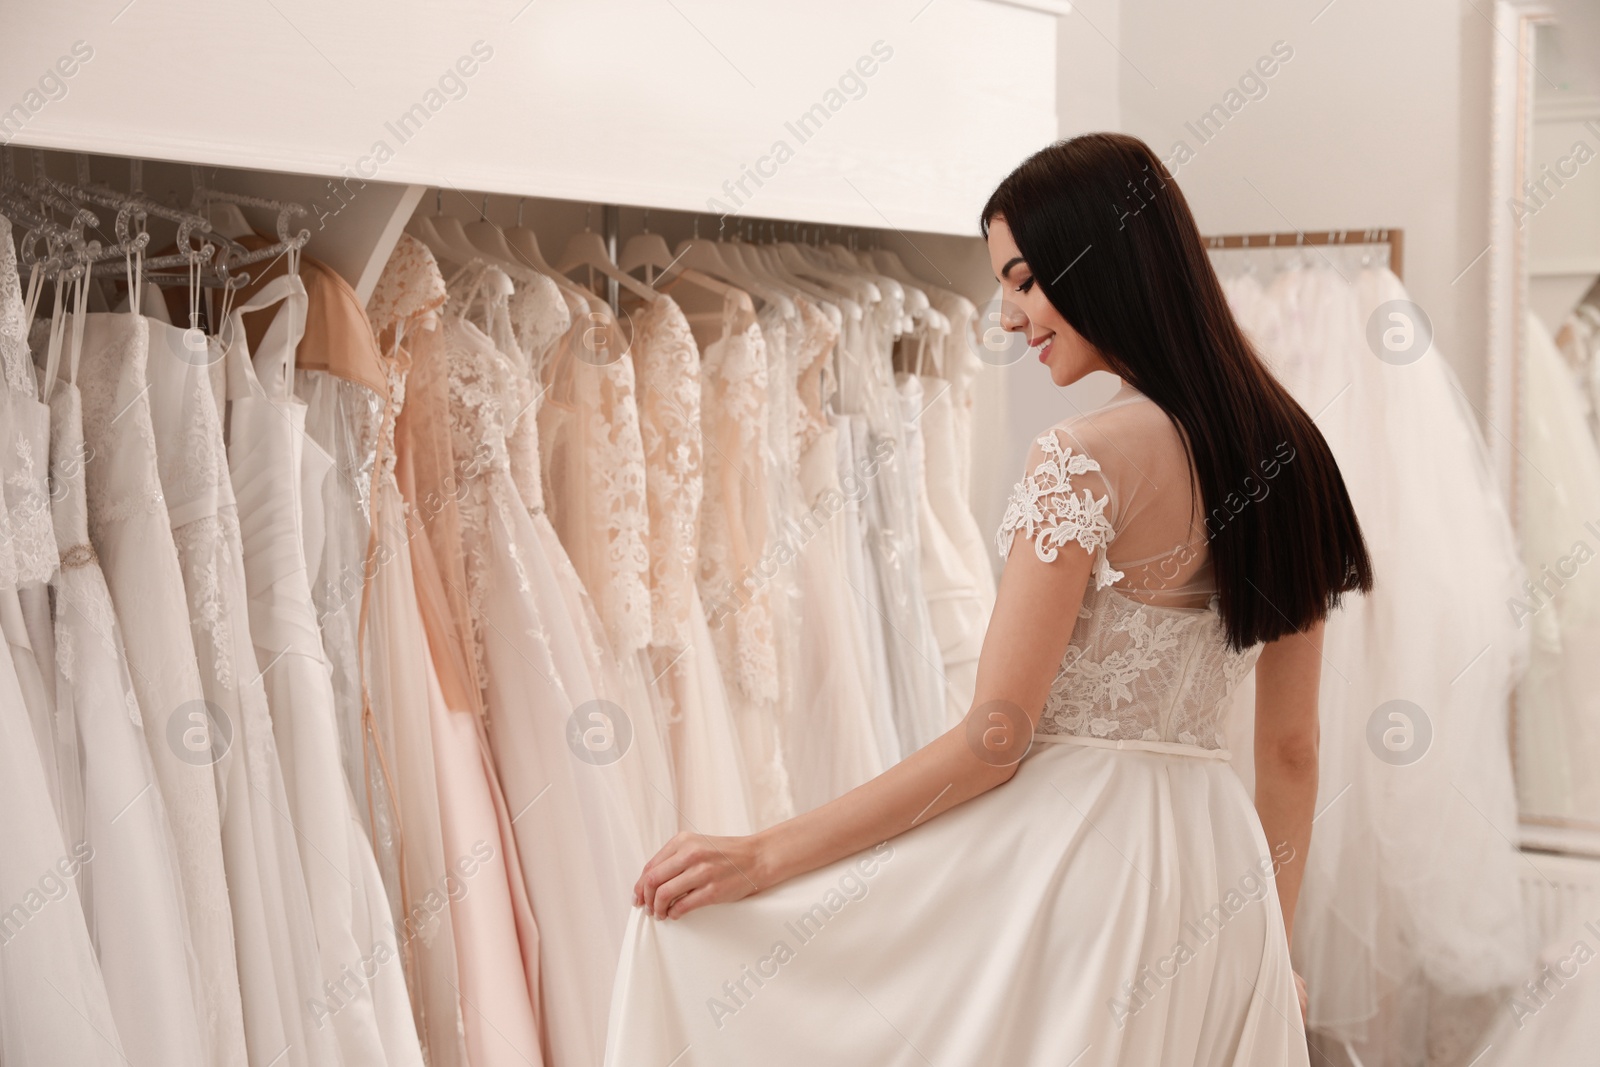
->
[[985, 215, 1112, 387]]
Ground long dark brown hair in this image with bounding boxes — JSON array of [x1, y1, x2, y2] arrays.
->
[[981, 133, 1373, 650]]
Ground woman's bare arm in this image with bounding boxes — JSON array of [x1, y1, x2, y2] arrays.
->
[[1250, 621, 1323, 946], [634, 523, 1094, 919]]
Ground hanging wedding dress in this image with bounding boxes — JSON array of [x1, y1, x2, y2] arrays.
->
[[834, 283, 948, 756], [39, 298, 210, 1067], [3, 269, 71, 841], [782, 298, 885, 812], [75, 297, 249, 1067], [222, 272, 425, 1067], [829, 404, 902, 767], [369, 238, 545, 1067], [1219, 261, 1529, 1064], [0, 218, 129, 1067], [631, 291, 755, 835], [400, 245, 642, 1067], [1514, 310, 1600, 820], [269, 249, 473, 1067], [898, 368, 987, 724], [755, 298, 804, 805], [0, 561, 128, 1067], [605, 384, 1308, 1066], [535, 281, 678, 853], [693, 288, 796, 828], [144, 293, 338, 1067]]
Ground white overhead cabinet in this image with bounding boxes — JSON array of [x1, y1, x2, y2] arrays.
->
[[2, 0, 1070, 235]]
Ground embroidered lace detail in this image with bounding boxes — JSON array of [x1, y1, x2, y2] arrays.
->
[[503, 277, 567, 518], [173, 516, 233, 689], [439, 269, 561, 690], [78, 316, 169, 544], [367, 233, 448, 341], [634, 295, 702, 651], [698, 294, 780, 704], [508, 274, 571, 364], [0, 215, 33, 396], [996, 429, 1123, 591], [59, 543, 97, 568], [0, 220, 56, 585], [1039, 586, 1262, 749], [4, 405, 57, 584], [793, 299, 840, 459], [538, 289, 654, 660]]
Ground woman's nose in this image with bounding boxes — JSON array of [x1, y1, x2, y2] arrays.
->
[[999, 301, 1028, 332]]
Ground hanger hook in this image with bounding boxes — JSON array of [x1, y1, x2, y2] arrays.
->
[[642, 208, 650, 234], [516, 197, 525, 227], [480, 193, 489, 220], [435, 188, 442, 215]]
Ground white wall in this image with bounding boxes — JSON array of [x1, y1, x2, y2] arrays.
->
[[1109, 0, 1494, 412]]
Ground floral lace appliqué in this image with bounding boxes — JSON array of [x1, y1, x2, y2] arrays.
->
[[996, 429, 1123, 591]]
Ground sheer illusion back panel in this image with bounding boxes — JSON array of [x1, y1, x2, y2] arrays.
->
[[1039, 390, 1217, 611]]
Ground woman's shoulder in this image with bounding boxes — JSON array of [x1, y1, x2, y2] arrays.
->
[[1032, 390, 1181, 470]]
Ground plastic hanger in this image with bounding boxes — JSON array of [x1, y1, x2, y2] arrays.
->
[[558, 208, 660, 303], [619, 210, 675, 279], [706, 231, 796, 316]]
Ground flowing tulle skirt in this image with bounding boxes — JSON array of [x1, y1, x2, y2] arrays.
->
[[606, 739, 1309, 1067]]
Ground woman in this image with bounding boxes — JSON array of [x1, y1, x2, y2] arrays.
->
[[606, 132, 1372, 1066]]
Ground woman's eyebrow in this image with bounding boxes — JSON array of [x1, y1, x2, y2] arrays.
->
[[999, 256, 1026, 280]]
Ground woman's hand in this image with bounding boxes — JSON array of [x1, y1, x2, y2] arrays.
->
[[633, 831, 769, 920]]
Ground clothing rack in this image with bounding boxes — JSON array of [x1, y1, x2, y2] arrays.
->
[[1201, 228, 1404, 281]]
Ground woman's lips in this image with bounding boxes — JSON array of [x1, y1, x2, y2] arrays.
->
[[1035, 337, 1054, 363]]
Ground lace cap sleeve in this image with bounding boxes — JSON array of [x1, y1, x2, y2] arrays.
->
[[996, 427, 1124, 591]]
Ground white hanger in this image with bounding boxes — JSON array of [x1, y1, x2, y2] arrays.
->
[[760, 240, 861, 321], [559, 209, 660, 303], [618, 213, 737, 302]]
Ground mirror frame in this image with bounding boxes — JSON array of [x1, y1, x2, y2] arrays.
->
[[1489, 0, 1600, 852]]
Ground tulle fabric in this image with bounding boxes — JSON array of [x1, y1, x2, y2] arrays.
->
[[1222, 264, 1531, 1059], [1513, 311, 1600, 820]]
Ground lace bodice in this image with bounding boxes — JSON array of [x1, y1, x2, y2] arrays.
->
[[439, 270, 532, 690], [996, 396, 1261, 750], [632, 295, 702, 651], [537, 287, 653, 660], [369, 234, 450, 487], [697, 291, 780, 704]]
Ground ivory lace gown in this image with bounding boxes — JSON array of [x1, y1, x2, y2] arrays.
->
[[694, 289, 795, 828], [371, 237, 545, 1067], [631, 293, 755, 835], [606, 386, 1308, 1067], [535, 283, 678, 852], [222, 274, 424, 1067], [401, 251, 648, 1067], [75, 307, 250, 1067]]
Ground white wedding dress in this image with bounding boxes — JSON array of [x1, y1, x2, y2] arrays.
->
[[0, 216, 130, 1067], [605, 386, 1307, 1066], [145, 305, 340, 1067], [223, 274, 424, 1067], [75, 306, 250, 1067]]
